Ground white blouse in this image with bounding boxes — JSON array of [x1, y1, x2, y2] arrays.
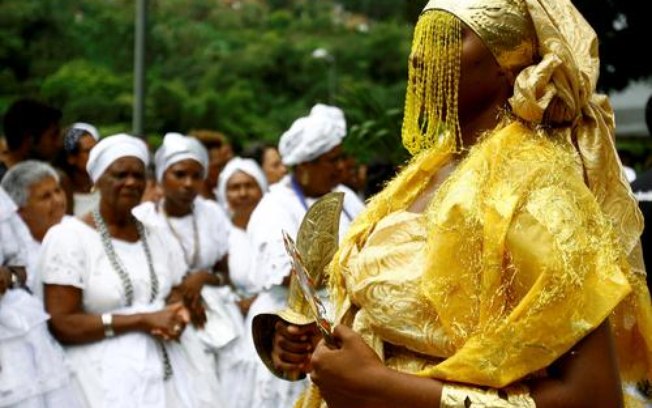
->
[[228, 225, 259, 297], [36, 217, 195, 408], [38, 217, 183, 311], [133, 197, 230, 272]]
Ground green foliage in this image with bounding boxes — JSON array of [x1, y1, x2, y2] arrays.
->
[[0, 0, 649, 165], [41, 60, 132, 125]]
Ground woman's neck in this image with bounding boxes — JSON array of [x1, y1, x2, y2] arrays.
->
[[231, 213, 249, 229], [459, 106, 504, 150], [97, 201, 139, 241], [232, 208, 255, 230], [99, 202, 134, 227], [292, 173, 325, 199], [163, 198, 192, 217], [70, 171, 93, 193]]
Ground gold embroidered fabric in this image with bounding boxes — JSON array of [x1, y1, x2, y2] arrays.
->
[[423, 0, 537, 74], [440, 383, 536, 408], [294, 122, 652, 408]]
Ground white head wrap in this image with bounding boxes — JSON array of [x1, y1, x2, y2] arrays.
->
[[86, 133, 150, 183], [154, 132, 209, 182], [71, 122, 100, 140], [278, 103, 347, 166], [216, 157, 268, 208]]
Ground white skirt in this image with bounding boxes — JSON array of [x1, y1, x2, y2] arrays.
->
[[244, 286, 310, 408], [63, 303, 197, 408], [0, 290, 82, 408]]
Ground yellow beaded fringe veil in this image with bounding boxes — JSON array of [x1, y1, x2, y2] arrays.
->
[[330, 8, 464, 307], [401, 10, 462, 156]]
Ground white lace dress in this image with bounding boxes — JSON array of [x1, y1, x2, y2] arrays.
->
[[37, 217, 196, 408], [0, 188, 82, 408], [134, 197, 239, 407]]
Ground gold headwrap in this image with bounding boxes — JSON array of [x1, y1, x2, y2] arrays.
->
[[420, 0, 643, 258]]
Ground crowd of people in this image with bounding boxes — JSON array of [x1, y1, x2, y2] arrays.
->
[[0, 93, 367, 407], [1, 0, 652, 407]]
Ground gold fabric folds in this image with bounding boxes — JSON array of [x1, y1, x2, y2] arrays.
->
[[303, 122, 652, 408], [294, 0, 652, 406], [423, 0, 643, 265]]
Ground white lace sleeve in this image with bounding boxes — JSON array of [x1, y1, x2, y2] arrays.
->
[[203, 199, 231, 261], [37, 222, 87, 290], [246, 196, 296, 290]]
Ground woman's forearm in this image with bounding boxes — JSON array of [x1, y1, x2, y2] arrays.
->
[[48, 312, 148, 345], [371, 367, 443, 408]]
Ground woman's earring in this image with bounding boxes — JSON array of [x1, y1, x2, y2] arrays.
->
[[300, 172, 309, 186]]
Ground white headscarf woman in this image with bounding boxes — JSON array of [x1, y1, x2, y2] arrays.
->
[[216, 157, 267, 295], [244, 105, 365, 408], [212, 157, 268, 408], [134, 132, 235, 407], [39, 133, 197, 408]]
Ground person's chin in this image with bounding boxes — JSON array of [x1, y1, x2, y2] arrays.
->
[[52, 212, 65, 224], [179, 195, 197, 205], [118, 195, 142, 208]]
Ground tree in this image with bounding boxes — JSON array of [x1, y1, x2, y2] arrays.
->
[[0, 0, 649, 166]]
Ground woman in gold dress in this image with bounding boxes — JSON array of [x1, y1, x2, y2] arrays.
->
[[265, 0, 652, 406]]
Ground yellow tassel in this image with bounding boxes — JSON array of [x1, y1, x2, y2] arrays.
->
[[402, 10, 462, 155], [328, 11, 461, 312]]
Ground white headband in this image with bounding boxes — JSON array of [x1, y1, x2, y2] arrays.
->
[[278, 103, 346, 166], [86, 133, 150, 183], [71, 122, 100, 140], [154, 132, 209, 182], [216, 157, 268, 208]]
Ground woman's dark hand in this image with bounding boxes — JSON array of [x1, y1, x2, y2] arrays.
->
[[0, 266, 27, 295], [237, 295, 257, 317], [271, 320, 321, 377], [309, 324, 387, 408], [178, 270, 213, 328], [8, 266, 27, 288], [0, 267, 11, 295], [147, 301, 190, 341], [180, 270, 210, 306]]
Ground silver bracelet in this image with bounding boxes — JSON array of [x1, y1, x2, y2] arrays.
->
[[101, 313, 115, 338], [10, 271, 18, 289]]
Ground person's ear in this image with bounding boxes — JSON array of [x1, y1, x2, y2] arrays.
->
[[499, 68, 516, 87]]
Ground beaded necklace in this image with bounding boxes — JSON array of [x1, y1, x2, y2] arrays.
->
[[161, 201, 200, 270], [93, 207, 159, 305], [92, 207, 172, 379]]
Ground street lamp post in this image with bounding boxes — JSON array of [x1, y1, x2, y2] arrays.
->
[[133, 0, 147, 138]]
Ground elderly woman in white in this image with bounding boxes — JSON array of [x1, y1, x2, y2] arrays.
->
[[1, 161, 67, 290], [245, 104, 365, 408], [213, 157, 268, 408], [0, 161, 81, 407], [38, 134, 196, 408], [216, 157, 268, 304], [133, 132, 234, 407]]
